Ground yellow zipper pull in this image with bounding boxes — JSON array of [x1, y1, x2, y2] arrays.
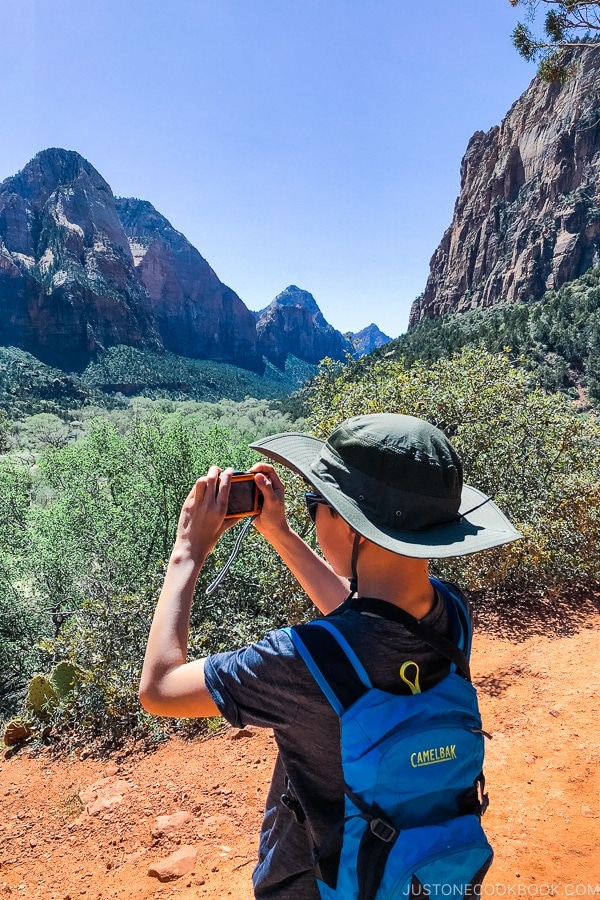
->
[[399, 660, 421, 695]]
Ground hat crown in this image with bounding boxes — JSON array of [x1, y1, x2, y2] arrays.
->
[[325, 414, 462, 508]]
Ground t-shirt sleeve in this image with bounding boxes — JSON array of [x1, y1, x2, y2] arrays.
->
[[203, 629, 306, 730]]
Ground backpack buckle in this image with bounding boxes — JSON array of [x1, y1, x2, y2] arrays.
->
[[369, 818, 397, 843]]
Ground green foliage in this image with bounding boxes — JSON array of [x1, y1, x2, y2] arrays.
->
[[7, 663, 77, 740], [10, 413, 73, 451], [80, 346, 316, 403], [28, 416, 252, 611], [307, 347, 600, 594], [0, 593, 47, 718], [125, 396, 305, 442], [0, 393, 307, 729], [508, 1, 600, 81], [0, 344, 316, 419], [0, 409, 311, 744], [385, 268, 600, 407], [32, 525, 311, 748], [0, 409, 11, 454], [50, 661, 78, 698], [37, 578, 172, 748], [0, 459, 48, 717], [5, 395, 302, 457], [0, 347, 97, 418]]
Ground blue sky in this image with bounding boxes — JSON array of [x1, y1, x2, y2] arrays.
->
[[1, 0, 534, 337]]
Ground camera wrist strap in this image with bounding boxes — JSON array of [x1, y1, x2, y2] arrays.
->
[[205, 515, 258, 596]]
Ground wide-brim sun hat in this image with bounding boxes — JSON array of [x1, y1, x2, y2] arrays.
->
[[250, 413, 522, 559]]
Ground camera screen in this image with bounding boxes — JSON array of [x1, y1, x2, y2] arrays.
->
[[227, 479, 257, 516]]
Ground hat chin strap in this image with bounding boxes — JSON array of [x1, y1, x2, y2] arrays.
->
[[348, 531, 361, 598]]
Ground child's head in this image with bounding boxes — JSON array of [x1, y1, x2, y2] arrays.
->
[[252, 413, 521, 560]]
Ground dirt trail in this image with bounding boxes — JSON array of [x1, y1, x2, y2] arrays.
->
[[1, 611, 599, 899]]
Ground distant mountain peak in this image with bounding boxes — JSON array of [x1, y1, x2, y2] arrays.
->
[[0, 148, 159, 370], [275, 284, 317, 303], [256, 285, 324, 323], [115, 196, 261, 371], [350, 323, 392, 355], [255, 285, 350, 368]]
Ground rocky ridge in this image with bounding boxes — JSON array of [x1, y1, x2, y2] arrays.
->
[[410, 46, 600, 326], [0, 149, 387, 375], [349, 322, 392, 355]]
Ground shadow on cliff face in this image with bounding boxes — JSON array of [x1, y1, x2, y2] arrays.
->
[[470, 583, 600, 642]]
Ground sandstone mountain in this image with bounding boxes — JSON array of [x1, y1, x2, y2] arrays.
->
[[410, 46, 600, 326], [115, 198, 261, 372], [255, 285, 352, 368], [0, 149, 162, 370], [0, 149, 384, 375]]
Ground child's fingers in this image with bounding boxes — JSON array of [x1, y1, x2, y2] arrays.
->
[[215, 468, 233, 514], [254, 472, 279, 505], [191, 467, 222, 507], [249, 462, 285, 493]]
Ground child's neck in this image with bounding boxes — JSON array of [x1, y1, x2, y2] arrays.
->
[[356, 558, 435, 620]]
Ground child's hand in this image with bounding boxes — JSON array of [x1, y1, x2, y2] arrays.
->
[[172, 467, 236, 566], [248, 462, 289, 543]]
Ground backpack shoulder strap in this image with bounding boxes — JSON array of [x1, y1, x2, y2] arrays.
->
[[432, 578, 473, 661], [283, 620, 372, 716], [343, 582, 472, 682]]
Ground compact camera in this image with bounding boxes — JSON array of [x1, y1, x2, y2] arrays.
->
[[224, 472, 263, 519]]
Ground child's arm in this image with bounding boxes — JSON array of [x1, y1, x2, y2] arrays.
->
[[250, 463, 350, 614], [138, 467, 232, 719]]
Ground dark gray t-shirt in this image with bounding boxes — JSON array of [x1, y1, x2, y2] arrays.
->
[[203, 587, 454, 899]]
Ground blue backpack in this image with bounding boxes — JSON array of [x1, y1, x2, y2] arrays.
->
[[284, 579, 493, 900]]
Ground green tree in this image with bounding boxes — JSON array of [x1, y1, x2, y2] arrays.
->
[[0, 410, 11, 454], [379, 268, 600, 408], [28, 416, 256, 617], [0, 460, 47, 716], [509, 0, 600, 81], [12, 413, 72, 452]]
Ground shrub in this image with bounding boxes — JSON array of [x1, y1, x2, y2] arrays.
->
[[382, 267, 600, 408], [36, 574, 174, 749], [30, 522, 312, 749]]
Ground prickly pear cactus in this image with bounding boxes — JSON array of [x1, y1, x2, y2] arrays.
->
[[3, 717, 33, 746], [25, 674, 57, 718], [50, 661, 78, 698]]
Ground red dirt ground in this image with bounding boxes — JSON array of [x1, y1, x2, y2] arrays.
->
[[1, 605, 599, 899]]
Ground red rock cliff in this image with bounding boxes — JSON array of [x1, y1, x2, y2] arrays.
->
[[255, 285, 350, 368], [409, 46, 600, 327]]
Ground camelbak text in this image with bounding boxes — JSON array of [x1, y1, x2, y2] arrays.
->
[[410, 745, 457, 767]]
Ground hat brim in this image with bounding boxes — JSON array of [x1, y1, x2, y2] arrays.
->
[[250, 432, 523, 559]]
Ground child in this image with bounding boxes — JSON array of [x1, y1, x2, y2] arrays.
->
[[139, 413, 521, 899]]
